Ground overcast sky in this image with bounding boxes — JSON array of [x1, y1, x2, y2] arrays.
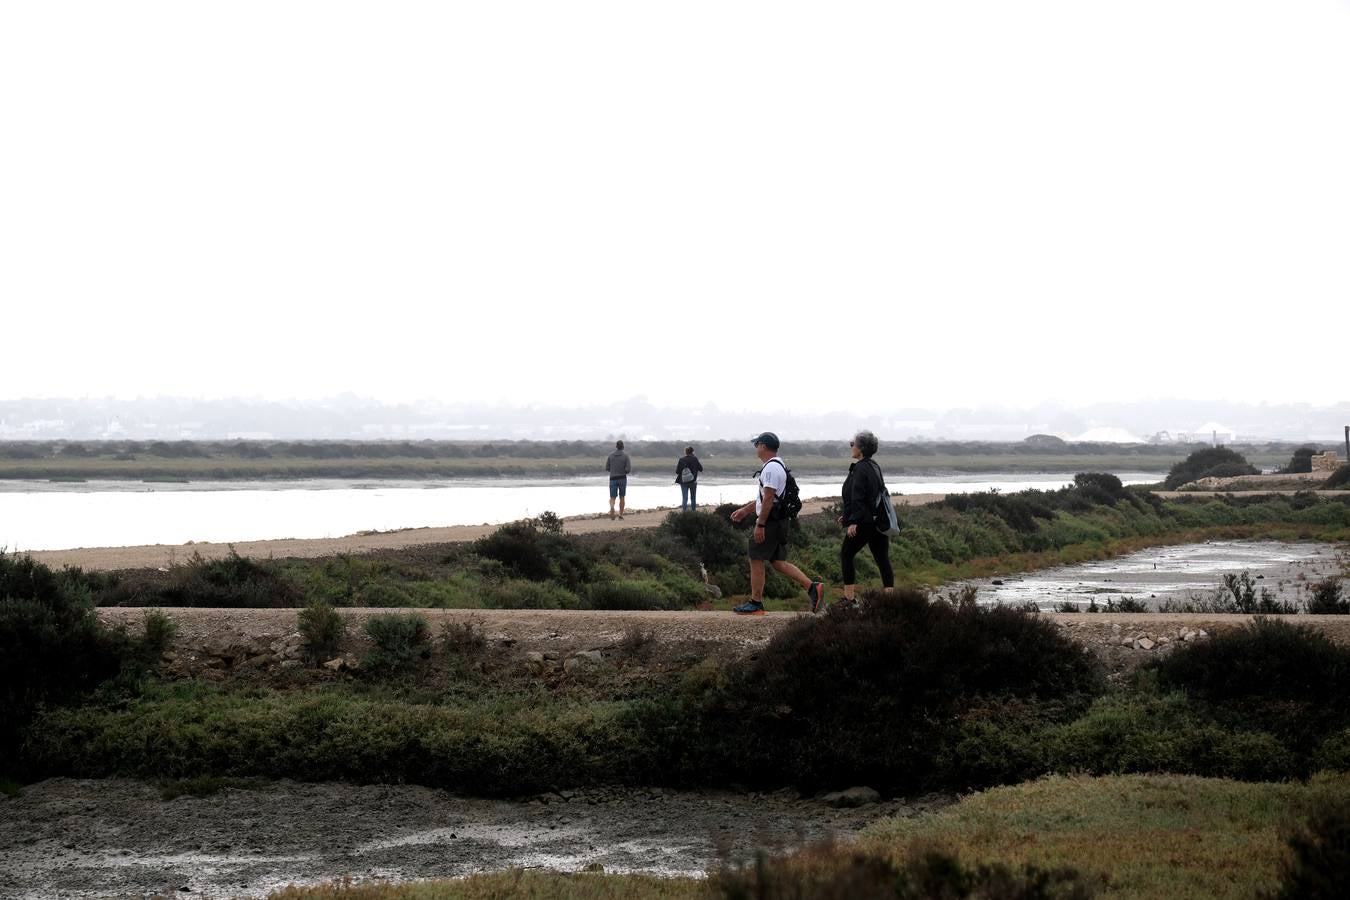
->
[[3, 2, 1347, 417]]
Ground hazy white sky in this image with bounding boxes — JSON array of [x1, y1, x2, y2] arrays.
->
[[3, 1, 1347, 415]]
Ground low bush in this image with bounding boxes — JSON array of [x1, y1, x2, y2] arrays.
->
[[585, 579, 678, 611], [298, 601, 345, 661], [705, 589, 1105, 793], [157, 549, 300, 607], [659, 511, 745, 571], [362, 613, 431, 674], [1324, 465, 1350, 489], [1149, 618, 1350, 756], [1, 553, 164, 762], [1304, 576, 1348, 614], [484, 579, 578, 610], [1165, 446, 1258, 489]]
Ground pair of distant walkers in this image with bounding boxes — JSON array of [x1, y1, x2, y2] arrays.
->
[[604, 441, 705, 518], [729, 430, 895, 615]]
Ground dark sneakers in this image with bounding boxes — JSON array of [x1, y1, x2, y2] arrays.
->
[[733, 599, 766, 616], [808, 581, 826, 614]]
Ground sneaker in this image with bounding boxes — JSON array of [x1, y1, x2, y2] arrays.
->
[[733, 599, 766, 616], [808, 581, 826, 614]]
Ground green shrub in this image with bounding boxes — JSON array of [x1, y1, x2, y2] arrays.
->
[[297, 601, 345, 661], [138, 608, 177, 666], [1048, 693, 1290, 781], [485, 579, 577, 610], [586, 579, 678, 611], [0, 553, 130, 753], [471, 521, 593, 583], [1150, 618, 1350, 753], [1313, 728, 1350, 771], [660, 510, 746, 570], [1325, 465, 1350, 489], [1305, 577, 1348, 614], [362, 613, 430, 674], [706, 589, 1105, 793], [157, 549, 300, 608]]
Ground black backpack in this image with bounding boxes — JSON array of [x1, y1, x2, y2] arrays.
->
[[763, 459, 803, 520]]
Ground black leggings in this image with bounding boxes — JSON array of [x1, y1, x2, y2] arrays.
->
[[841, 523, 894, 587]]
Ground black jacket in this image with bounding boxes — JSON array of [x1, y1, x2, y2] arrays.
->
[[676, 454, 703, 482], [842, 459, 884, 526]]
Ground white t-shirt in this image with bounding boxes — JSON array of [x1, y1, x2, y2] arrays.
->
[[756, 457, 787, 517]]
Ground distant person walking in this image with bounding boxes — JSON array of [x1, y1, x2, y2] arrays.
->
[[675, 446, 703, 511], [606, 440, 632, 520], [728, 432, 825, 615], [837, 429, 895, 606]]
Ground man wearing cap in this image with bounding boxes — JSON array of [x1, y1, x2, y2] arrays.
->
[[728, 432, 826, 616]]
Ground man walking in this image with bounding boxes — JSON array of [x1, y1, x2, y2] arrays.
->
[[728, 432, 825, 615], [606, 439, 632, 520]]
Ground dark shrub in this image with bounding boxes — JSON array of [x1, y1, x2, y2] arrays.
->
[[1164, 447, 1258, 489], [473, 522, 553, 580], [297, 601, 345, 661], [0, 553, 142, 757], [1279, 446, 1318, 475], [1305, 577, 1348, 615], [660, 511, 745, 570], [1073, 472, 1128, 504], [1324, 465, 1350, 489], [1151, 618, 1350, 754], [1271, 795, 1350, 900], [707, 589, 1104, 793], [362, 613, 430, 674], [586, 580, 675, 611], [474, 521, 592, 587]]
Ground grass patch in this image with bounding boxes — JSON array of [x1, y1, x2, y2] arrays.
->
[[269, 871, 703, 899], [861, 773, 1350, 900]]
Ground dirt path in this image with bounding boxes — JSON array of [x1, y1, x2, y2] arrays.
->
[[27, 494, 947, 572]]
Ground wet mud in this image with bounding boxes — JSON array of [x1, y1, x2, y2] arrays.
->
[[0, 779, 942, 899]]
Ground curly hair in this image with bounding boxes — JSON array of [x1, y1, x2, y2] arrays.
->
[[853, 429, 879, 458]]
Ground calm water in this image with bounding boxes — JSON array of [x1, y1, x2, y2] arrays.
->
[[0, 472, 1164, 551]]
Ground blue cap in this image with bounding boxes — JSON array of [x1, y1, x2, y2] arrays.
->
[[750, 431, 780, 451]]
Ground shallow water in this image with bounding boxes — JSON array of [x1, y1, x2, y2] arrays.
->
[[0, 471, 1162, 551], [965, 540, 1344, 610]]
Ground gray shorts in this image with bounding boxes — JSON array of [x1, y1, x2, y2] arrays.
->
[[748, 518, 789, 561]]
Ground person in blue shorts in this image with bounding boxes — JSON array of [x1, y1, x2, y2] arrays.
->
[[606, 440, 632, 520]]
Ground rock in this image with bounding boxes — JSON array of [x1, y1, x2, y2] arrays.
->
[[822, 787, 881, 808], [1137, 638, 1156, 650], [564, 650, 603, 672], [1121, 635, 1135, 646], [322, 657, 345, 671], [703, 583, 723, 600], [523, 651, 545, 665]]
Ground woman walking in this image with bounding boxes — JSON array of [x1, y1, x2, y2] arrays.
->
[[675, 446, 703, 511], [837, 429, 895, 605]]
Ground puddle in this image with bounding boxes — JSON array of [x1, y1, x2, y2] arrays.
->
[[967, 540, 1344, 610]]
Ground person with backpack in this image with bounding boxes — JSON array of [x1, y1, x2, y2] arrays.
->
[[675, 446, 703, 511], [836, 429, 896, 607], [728, 431, 825, 615]]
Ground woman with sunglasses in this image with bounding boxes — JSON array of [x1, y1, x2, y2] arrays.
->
[[836, 429, 895, 606]]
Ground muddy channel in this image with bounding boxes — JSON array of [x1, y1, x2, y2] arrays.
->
[[0, 779, 944, 899]]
